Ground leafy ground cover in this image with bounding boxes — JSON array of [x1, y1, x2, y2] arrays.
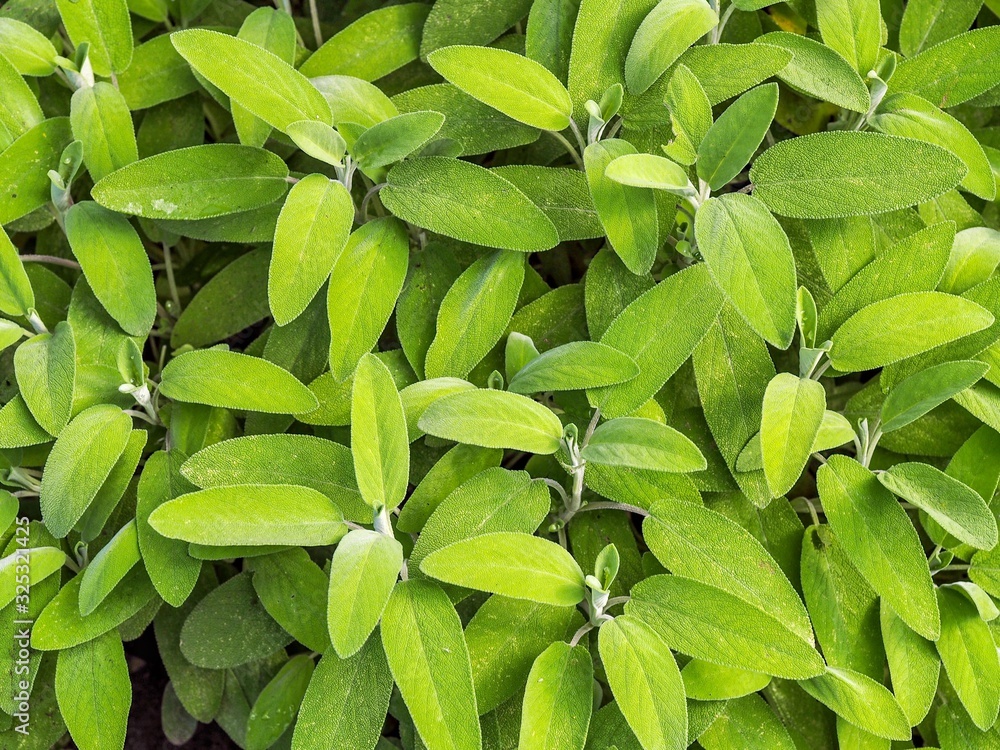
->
[[0, 0, 1000, 748]]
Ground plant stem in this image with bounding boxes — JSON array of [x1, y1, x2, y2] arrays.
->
[[542, 478, 570, 505], [19, 254, 81, 270], [804, 497, 821, 527], [308, 0, 323, 48], [569, 622, 594, 647], [711, 2, 737, 44], [162, 243, 182, 314], [361, 182, 387, 221], [26, 309, 48, 334], [568, 118, 587, 152], [549, 130, 584, 169], [575, 501, 650, 517]]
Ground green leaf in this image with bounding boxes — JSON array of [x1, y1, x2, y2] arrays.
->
[[0, 117, 73, 225], [170, 248, 270, 349], [397, 445, 503, 534], [230, 8, 297, 148], [381, 580, 481, 750], [286, 120, 347, 167], [64, 201, 156, 336], [327, 530, 403, 658], [428, 45, 572, 130], [78, 519, 140, 616], [408, 467, 550, 583], [971, 545, 1000, 599], [352, 111, 445, 171], [171, 28, 332, 132], [591, 264, 724, 417], [817, 455, 939, 640], [425, 250, 525, 380], [251, 548, 330, 653], [55, 631, 131, 750], [519, 641, 594, 750], [799, 667, 912, 741], [829, 292, 993, 372], [32, 566, 157, 651], [881, 361, 988, 433], [624, 0, 718, 94], [465, 595, 578, 715], [351, 353, 409, 511], [396, 242, 462, 378], [159, 349, 318, 414], [599, 615, 687, 750], [183, 435, 366, 522], [418, 388, 565, 454], [148, 485, 345, 546], [505, 331, 540, 383], [116, 34, 199, 110], [525, 0, 577, 81], [393, 83, 538, 157], [382, 157, 559, 252], [890, 27, 1000, 108], [421, 532, 586, 605], [878, 462, 997, 550], [299, 4, 429, 80], [697, 84, 778, 192], [508, 341, 639, 394], [493, 165, 604, 241], [700, 694, 795, 750], [70, 82, 138, 183], [0, 546, 66, 609], [881, 603, 941, 727], [136, 451, 201, 607], [580, 417, 706, 473], [811, 217, 945, 338], [815, 0, 881, 73], [695, 193, 797, 347], [291, 639, 392, 750], [870, 93, 996, 200], [940, 228, 1000, 295], [584, 138, 659, 275], [0, 18, 58, 76], [756, 32, 870, 113], [269, 175, 353, 326], [39, 404, 131, 538], [56, 0, 132, 76], [75, 428, 146, 544], [14, 322, 74, 436], [627, 575, 826, 679], [179, 572, 292, 669], [663, 64, 713, 165], [246, 654, 314, 750], [645, 497, 814, 645], [0, 401, 51, 452], [750, 132, 967, 218], [328, 218, 409, 380], [585, 249, 654, 340], [604, 153, 693, 195], [761, 374, 826, 497], [567, 0, 657, 114], [0, 227, 33, 317], [899, 0, 983, 56], [91, 144, 289, 220], [0, 53, 43, 150], [801, 525, 883, 679], [681, 660, 771, 701]]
